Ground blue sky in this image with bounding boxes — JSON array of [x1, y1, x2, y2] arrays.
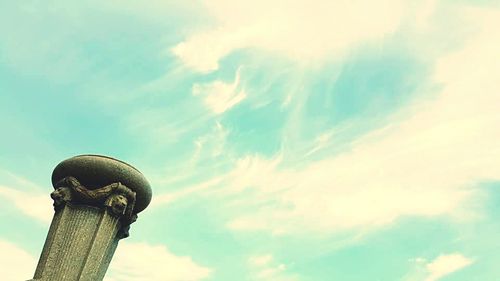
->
[[1, 1, 500, 280]]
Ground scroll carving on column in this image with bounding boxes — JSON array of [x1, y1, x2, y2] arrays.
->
[[50, 176, 138, 238]]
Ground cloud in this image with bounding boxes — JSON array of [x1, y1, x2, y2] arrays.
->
[[248, 254, 274, 267], [192, 68, 246, 114], [219, 6, 500, 235], [255, 264, 287, 280], [0, 185, 52, 223], [424, 254, 473, 281], [248, 254, 297, 281], [152, 175, 225, 207], [0, 172, 211, 281], [404, 254, 474, 281], [0, 240, 212, 281], [172, 0, 447, 72], [107, 241, 212, 281], [0, 240, 37, 281]]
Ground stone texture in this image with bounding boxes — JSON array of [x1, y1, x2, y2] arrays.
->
[[30, 155, 151, 281], [33, 204, 120, 281], [51, 154, 152, 213]]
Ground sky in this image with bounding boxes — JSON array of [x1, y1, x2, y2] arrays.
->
[[0, 1, 499, 280]]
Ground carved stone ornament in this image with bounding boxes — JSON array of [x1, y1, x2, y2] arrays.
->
[[29, 155, 152, 281], [51, 176, 138, 238]]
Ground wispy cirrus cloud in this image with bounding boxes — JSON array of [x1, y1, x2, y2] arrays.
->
[[211, 6, 500, 235], [192, 68, 246, 114], [171, 0, 444, 72]]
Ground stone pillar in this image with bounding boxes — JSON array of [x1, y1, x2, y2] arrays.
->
[[30, 155, 152, 281]]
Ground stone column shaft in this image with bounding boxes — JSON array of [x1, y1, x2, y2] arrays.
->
[[30, 155, 152, 281], [33, 204, 120, 281]]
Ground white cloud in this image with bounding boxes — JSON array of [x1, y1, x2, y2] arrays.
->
[[404, 254, 473, 281], [219, 7, 500, 235], [425, 253, 473, 281], [0, 240, 212, 281], [152, 175, 225, 207], [248, 254, 297, 281], [0, 185, 52, 223], [0, 240, 37, 281], [193, 121, 229, 159], [172, 0, 410, 72], [192, 68, 246, 114], [414, 0, 438, 29], [249, 254, 274, 267], [108, 241, 212, 281], [255, 264, 287, 280], [125, 108, 198, 147]]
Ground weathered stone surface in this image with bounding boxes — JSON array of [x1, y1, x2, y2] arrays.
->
[[32, 204, 120, 281], [51, 176, 137, 237], [52, 154, 152, 213], [30, 155, 152, 281]]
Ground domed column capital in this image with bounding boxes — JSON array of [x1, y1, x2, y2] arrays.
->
[[31, 155, 152, 281]]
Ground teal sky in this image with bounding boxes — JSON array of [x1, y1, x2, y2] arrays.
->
[[1, 1, 500, 280]]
